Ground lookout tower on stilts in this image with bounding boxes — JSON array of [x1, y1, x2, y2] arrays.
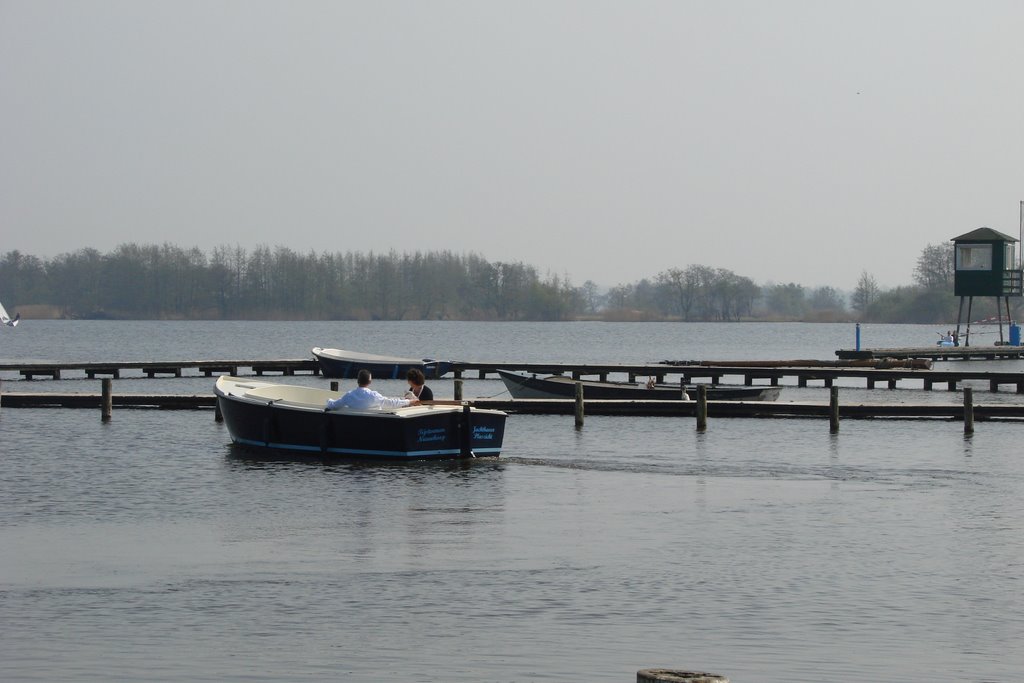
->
[[952, 226, 1022, 346]]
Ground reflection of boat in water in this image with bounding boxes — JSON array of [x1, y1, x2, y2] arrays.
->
[[311, 347, 453, 379], [496, 370, 781, 402], [215, 376, 506, 460]]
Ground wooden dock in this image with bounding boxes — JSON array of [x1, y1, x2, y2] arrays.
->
[[472, 398, 1024, 420], [0, 392, 218, 409], [835, 345, 1024, 361], [2, 392, 1023, 421], [457, 362, 1024, 393], [0, 358, 320, 380], [5, 357, 1024, 392]]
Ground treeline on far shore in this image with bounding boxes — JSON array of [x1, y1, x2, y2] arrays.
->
[[0, 242, 1012, 323]]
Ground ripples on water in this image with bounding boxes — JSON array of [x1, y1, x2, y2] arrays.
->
[[2, 408, 1021, 683], [1, 322, 1023, 682]]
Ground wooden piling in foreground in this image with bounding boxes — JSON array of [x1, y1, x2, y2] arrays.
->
[[829, 385, 840, 433], [696, 385, 708, 431], [637, 670, 729, 683], [460, 404, 473, 457], [101, 378, 112, 422], [964, 386, 974, 434], [574, 381, 584, 428], [454, 379, 463, 401]]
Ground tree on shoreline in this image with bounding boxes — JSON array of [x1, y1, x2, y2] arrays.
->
[[0, 242, 1010, 323], [851, 271, 879, 314]]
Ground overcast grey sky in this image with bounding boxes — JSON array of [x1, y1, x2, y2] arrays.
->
[[2, 1, 1022, 290]]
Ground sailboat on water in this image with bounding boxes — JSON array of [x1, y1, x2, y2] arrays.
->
[[0, 299, 20, 327]]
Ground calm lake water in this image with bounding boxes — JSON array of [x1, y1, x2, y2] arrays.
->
[[1, 321, 1022, 682]]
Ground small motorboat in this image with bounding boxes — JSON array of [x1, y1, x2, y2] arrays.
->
[[215, 376, 506, 460], [496, 370, 781, 402], [312, 347, 453, 379]]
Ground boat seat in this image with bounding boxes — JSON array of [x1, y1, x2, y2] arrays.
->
[[244, 385, 334, 404]]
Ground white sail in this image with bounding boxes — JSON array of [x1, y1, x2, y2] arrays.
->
[[0, 299, 20, 327]]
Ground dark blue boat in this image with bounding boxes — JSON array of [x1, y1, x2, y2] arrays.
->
[[215, 376, 505, 459]]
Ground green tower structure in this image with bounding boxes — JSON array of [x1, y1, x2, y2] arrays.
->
[[952, 227, 1022, 345]]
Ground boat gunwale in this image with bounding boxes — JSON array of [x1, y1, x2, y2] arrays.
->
[[495, 369, 780, 401], [311, 346, 432, 365], [215, 376, 507, 418]]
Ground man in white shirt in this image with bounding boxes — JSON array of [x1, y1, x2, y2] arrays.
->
[[326, 369, 420, 410]]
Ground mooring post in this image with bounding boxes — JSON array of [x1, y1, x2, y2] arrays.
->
[[454, 379, 463, 401], [855, 322, 861, 351], [214, 400, 222, 423], [964, 386, 974, 434], [829, 385, 840, 433], [330, 381, 339, 392], [101, 378, 112, 422], [637, 669, 729, 683], [574, 381, 584, 428], [460, 404, 474, 457], [696, 385, 708, 431]]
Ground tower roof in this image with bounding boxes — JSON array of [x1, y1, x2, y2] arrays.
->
[[951, 227, 1018, 242]]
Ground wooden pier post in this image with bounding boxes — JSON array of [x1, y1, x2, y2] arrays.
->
[[574, 381, 584, 428], [454, 379, 463, 401], [964, 386, 974, 434], [460, 404, 474, 457], [330, 381, 339, 392], [696, 385, 707, 431], [214, 400, 222, 423], [637, 669, 729, 683], [101, 378, 112, 422], [829, 386, 840, 433]]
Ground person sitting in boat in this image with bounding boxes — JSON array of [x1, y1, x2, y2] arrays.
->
[[405, 368, 434, 401], [326, 369, 420, 410]]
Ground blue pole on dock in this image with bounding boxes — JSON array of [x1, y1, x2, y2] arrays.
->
[[855, 323, 861, 351]]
